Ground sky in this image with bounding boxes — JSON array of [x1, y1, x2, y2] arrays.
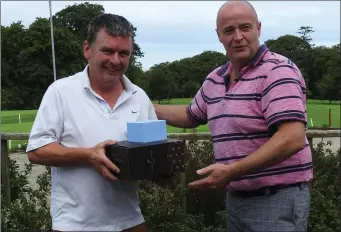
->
[[1, 1, 340, 71]]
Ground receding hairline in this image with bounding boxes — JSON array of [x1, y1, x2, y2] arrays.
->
[[216, 0, 259, 25]]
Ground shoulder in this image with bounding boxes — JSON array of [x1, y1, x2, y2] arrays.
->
[[52, 71, 84, 90], [44, 71, 85, 99], [131, 83, 153, 104], [264, 51, 301, 74], [202, 63, 229, 86], [261, 51, 304, 83]]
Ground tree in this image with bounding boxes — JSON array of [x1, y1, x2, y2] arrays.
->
[[53, 2, 105, 42], [316, 44, 341, 102], [1, 3, 145, 110], [147, 67, 172, 103], [1, 22, 30, 109], [16, 17, 85, 108], [297, 26, 315, 46], [145, 51, 227, 99]]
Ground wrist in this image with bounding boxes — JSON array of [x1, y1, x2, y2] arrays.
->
[[84, 147, 94, 163], [227, 161, 243, 181]]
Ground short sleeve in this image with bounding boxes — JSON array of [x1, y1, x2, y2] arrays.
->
[[26, 83, 64, 152], [186, 86, 208, 125], [261, 62, 307, 131]]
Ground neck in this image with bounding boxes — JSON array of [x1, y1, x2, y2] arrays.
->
[[90, 76, 123, 95], [88, 71, 124, 109], [230, 60, 248, 81]]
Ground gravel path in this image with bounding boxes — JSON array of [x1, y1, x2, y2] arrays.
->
[[9, 137, 340, 189]]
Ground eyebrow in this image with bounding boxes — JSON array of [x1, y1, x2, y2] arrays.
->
[[101, 46, 130, 54], [222, 22, 253, 30]]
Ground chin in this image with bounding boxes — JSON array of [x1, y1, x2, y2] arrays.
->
[[233, 55, 249, 62]]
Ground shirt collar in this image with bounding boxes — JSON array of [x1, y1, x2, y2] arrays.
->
[[81, 65, 137, 94], [249, 44, 269, 66], [217, 44, 269, 77]]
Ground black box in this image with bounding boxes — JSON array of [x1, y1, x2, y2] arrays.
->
[[105, 139, 185, 180]]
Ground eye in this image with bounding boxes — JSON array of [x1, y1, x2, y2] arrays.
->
[[119, 51, 130, 58], [102, 50, 112, 55], [240, 24, 251, 31], [223, 27, 235, 35]]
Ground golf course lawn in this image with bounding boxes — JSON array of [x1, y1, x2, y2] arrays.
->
[[1, 98, 339, 150]]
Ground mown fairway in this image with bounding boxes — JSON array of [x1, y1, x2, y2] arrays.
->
[[1, 99, 339, 149]]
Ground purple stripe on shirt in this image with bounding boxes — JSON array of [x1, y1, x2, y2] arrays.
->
[[187, 46, 312, 191]]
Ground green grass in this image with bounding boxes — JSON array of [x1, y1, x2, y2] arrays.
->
[[306, 100, 340, 128], [1, 99, 339, 149], [160, 98, 340, 129]]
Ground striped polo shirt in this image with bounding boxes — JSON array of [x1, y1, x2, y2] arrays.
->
[[187, 44, 313, 191]]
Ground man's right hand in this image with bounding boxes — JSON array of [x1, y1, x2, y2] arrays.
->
[[87, 140, 120, 181]]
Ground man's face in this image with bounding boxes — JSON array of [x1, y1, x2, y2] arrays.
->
[[83, 28, 132, 84], [216, 3, 261, 63]]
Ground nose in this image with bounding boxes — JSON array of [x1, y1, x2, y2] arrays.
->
[[234, 29, 243, 42], [110, 53, 120, 65]]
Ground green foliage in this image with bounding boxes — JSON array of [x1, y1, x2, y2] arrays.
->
[[139, 140, 226, 231], [1, 2, 144, 110], [53, 2, 105, 42], [145, 51, 227, 100], [316, 44, 341, 103], [308, 140, 341, 232], [1, 140, 340, 231], [1, 159, 51, 232]]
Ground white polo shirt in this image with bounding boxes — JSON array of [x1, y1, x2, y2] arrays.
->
[[26, 66, 157, 231]]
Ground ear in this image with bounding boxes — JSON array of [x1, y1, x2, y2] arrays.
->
[[257, 21, 262, 38], [216, 28, 223, 43], [83, 40, 91, 60]]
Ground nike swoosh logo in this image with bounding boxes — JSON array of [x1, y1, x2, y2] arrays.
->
[[132, 111, 139, 113]]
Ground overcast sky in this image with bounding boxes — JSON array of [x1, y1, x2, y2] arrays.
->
[[1, 1, 340, 70]]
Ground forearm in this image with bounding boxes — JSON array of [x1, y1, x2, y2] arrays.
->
[[154, 104, 198, 128], [27, 142, 92, 167], [230, 123, 306, 180]]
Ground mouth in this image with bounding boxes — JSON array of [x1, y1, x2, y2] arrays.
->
[[233, 45, 247, 49], [104, 66, 120, 73]]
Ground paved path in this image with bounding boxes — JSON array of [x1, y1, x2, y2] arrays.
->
[[9, 137, 340, 189]]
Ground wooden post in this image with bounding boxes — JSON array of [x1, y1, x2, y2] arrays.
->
[[329, 109, 332, 128], [180, 139, 187, 213], [1, 139, 11, 207], [180, 172, 187, 213], [308, 137, 313, 154]]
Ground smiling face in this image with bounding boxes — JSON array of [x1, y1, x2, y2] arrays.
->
[[83, 28, 132, 87], [216, 1, 261, 65]]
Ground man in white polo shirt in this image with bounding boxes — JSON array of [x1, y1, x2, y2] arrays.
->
[[26, 14, 155, 232]]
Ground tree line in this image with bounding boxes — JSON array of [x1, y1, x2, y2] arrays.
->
[[1, 3, 340, 110]]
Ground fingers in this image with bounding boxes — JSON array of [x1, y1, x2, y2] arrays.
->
[[101, 139, 117, 147], [188, 177, 212, 189], [197, 164, 214, 175], [103, 156, 120, 174], [101, 166, 118, 181]]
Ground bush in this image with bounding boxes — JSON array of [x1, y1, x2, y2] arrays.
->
[[1, 139, 340, 232], [139, 140, 226, 231], [1, 158, 51, 232], [308, 140, 341, 232]]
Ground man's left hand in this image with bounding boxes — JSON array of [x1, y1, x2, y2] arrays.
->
[[188, 163, 233, 189]]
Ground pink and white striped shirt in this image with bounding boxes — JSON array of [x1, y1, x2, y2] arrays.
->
[[187, 44, 313, 191]]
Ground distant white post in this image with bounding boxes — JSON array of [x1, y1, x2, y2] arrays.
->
[[18, 114, 22, 123], [49, 0, 57, 82]]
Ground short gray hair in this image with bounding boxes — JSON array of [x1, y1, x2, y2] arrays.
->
[[87, 13, 134, 45]]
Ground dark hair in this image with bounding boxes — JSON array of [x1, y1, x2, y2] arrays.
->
[[87, 13, 134, 45]]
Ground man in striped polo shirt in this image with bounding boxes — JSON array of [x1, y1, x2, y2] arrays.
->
[[154, 0, 312, 231]]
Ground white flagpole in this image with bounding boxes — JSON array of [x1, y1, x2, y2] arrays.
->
[[49, 0, 57, 82]]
